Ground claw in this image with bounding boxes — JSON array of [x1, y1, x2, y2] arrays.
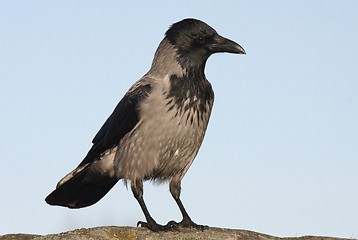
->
[[137, 220, 169, 232], [165, 220, 180, 231], [178, 218, 208, 231], [137, 221, 148, 228]]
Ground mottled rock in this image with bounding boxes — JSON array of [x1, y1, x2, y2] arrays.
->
[[0, 226, 350, 240]]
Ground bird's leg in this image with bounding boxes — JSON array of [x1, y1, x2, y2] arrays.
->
[[167, 180, 208, 230], [132, 179, 169, 232]]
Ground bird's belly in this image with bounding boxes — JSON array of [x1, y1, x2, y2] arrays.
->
[[114, 106, 210, 182]]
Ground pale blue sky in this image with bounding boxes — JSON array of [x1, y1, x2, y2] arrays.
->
[[0, 1, 357, 238]]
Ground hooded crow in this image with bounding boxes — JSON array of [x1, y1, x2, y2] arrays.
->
[[45, 18, 246, 231]]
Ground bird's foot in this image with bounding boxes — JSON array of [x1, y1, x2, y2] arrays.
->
[[137, 220, 174, 232], [165, 218, 209, 231], [137, 218, 208, 232]]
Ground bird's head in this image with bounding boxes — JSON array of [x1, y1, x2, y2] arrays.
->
[[165, 18, 246, 70]]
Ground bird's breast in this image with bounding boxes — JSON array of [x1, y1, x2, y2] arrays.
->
[[115, 74, 214, 182]]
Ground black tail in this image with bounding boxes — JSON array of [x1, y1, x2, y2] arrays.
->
[[45, 164, 119, 208]]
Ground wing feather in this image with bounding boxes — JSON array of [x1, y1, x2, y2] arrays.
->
[[78, 81, 152, 166]]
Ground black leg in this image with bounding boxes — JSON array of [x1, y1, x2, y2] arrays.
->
[[168, 180, 208, 230], [131, 180, 168, 232]]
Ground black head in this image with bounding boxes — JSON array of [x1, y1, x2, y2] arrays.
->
[[165, 18, 245, 68]]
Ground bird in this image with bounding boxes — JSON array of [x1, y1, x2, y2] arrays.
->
[[45, 18, 246, 232]]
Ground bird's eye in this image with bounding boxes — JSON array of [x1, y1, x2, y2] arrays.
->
[[197, 36, 205, 44]]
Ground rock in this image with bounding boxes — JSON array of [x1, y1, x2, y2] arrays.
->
[[0, 226, 349, 240]]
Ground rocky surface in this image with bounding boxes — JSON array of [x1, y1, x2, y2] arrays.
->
[[0, 226, 350, 240]]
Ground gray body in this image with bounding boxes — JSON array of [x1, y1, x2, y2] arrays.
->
[[117, 75, 212, 183]]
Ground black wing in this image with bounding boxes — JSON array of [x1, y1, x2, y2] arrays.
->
[[78, 82, 152, 166], [45, 82, 152, 208]]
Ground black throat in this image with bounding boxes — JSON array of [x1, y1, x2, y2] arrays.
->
[[166, 69, 214, 125]]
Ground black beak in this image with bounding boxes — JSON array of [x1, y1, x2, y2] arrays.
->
[[210, 34, 246, 55]]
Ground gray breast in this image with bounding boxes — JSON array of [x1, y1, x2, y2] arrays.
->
[[114, 74, 214, 183]]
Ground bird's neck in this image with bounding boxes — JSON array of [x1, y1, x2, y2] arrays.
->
[[148, 38, 213, 106], [149, 38, 207, 79], [149, 39, 187, 78]]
